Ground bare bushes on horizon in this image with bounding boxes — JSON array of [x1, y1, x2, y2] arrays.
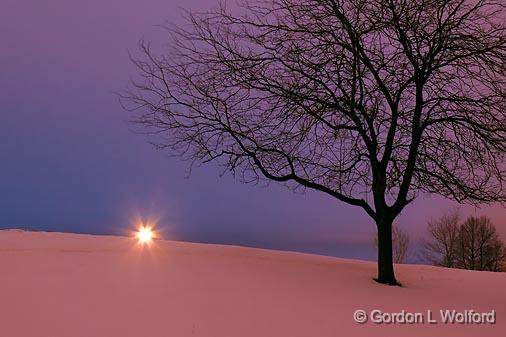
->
[[423, 210, 506, 272]]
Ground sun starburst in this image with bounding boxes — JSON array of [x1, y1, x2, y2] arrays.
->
[[136, 226, 154, 244]]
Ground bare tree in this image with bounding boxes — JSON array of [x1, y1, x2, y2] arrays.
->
[[456, 216, 505, 271], [392, 226, 410, 264], [423, 209, 460, 267], [123, 0, 506, 284], [488, 238, 506, 271], [424, 213, 506, 271], [375, 225, 410, 263]]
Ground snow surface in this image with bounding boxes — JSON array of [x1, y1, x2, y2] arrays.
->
[[0, 229, 504, 337]]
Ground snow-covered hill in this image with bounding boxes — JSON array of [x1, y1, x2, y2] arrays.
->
[[0, 230, 504, 337]]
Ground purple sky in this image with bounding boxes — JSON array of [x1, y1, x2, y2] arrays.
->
[[1, 0, 504, 261]]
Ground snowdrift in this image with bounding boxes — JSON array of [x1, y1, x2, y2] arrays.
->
[[0, 230, 504, 337]]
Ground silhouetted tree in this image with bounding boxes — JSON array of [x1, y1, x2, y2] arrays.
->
[[123, 0, 506, 284], [424, 213, 506, 271], [375, 225, 410, 263], [456, 216, 505, 271], [423, 209, 460, 267]]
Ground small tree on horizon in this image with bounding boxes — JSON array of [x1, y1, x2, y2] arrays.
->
[[423, 209, 460, 268], [456, 216, 506, 271], [123, 0, 506, 285], [424, 212, 506, 271]]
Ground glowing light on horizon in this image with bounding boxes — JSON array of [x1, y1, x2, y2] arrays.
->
[[136, 225, 154, 244]]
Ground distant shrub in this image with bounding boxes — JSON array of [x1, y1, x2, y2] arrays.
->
[[424, 211, 505, 272]]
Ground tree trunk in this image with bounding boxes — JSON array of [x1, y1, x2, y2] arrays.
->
[[376, 215, 399, 285]]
